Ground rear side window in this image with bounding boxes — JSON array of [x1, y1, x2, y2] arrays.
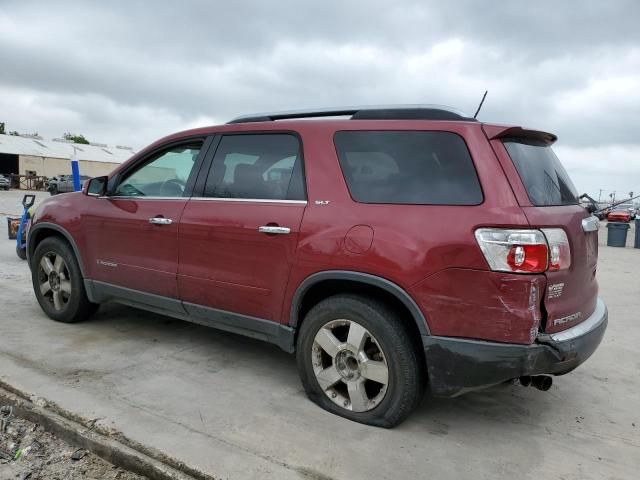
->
[[204, 134, 305, 200], [503, 140, 578, 206], [333, 131, 483, 205]]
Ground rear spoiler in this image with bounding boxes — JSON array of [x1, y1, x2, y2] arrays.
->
[[482, 125, 557, 146]]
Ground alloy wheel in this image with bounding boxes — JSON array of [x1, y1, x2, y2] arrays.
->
[[312, 319, 389, 412], [37, 252, 72, 311]]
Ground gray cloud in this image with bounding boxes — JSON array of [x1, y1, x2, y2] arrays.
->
[[0, 0, 638, 196]]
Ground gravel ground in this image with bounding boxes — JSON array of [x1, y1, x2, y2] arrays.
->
[[0, 406, 146, 480]]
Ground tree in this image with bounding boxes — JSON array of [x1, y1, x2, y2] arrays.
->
[[0, 122, 4, 134], [63, 132, 90, 144]]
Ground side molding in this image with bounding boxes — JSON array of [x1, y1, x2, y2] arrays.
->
[[290, 270, 430, 335], [86, 280, 295, 353], [28, 222, 86, 276]]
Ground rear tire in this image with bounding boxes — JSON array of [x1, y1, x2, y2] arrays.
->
[[296, 294, 425, 428], [31, 236, 98, 323]]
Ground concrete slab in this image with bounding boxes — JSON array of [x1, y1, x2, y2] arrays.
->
[[0, 207, 638, 479]]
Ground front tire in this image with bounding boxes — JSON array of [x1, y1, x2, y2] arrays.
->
[[31, 236, 98, 323], [296, 294, 425, 428]]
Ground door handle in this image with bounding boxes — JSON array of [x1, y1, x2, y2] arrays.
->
[[149, 217, 173, 225], [258, 225, 290, 235]]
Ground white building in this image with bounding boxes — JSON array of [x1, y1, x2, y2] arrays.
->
[[0, 133, 136, 185]]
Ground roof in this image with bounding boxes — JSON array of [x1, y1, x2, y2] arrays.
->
[[0, 134, 137, 164]]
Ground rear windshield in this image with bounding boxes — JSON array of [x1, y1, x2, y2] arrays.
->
[[504, 140, 578, 206], [334, 131, 483, 205]]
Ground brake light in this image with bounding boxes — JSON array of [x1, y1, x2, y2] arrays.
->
[[541, 228, 571, 271], [475, 229, 548, 273]]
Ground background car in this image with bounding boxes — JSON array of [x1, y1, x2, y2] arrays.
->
[[607, 206, 632, 222], [47, 175, 90, 195], [0, 175, 10, 190]]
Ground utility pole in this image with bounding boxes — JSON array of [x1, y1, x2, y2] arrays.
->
[[598, 189, 603, 203]]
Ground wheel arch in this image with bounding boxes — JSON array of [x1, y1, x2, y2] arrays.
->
[[290, 270, 430, 337], [28, 223, 86, 277]]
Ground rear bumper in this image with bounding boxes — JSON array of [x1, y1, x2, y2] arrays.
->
[[422, 298, 608, 397]]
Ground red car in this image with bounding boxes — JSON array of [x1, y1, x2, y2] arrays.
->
[[607, 208, 632, 222], [27, 106, 607, 427]]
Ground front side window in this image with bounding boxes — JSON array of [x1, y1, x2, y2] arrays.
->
[[204, 134, 305, 200], [114, 143, 202, 197], [334, 131, 483, 205]]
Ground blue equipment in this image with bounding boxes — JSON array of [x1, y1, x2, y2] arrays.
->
[[15, 194, 35, 260]]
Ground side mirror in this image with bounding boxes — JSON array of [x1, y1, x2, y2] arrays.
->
[[84, 176, 108, 196]]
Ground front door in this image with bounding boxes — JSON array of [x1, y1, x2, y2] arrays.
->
[[178, 133, 307, 321], [83, 141, 205, 299]]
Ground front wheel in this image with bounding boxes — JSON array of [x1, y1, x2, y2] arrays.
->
[[31, 236, 98, 323], [296, 294, 425, 428]]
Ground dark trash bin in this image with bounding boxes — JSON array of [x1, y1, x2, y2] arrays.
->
[[635, 218, 640, 249], [607, 222, 630, 247]]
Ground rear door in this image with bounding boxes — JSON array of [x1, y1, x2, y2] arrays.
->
[[178, 133, 307, 321], [488, 128, 598, 333]]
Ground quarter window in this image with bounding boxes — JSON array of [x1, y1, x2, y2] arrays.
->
[[114, 143, 202, 197], [334, 131, 483, 205], [503, 140, 578, 206], [204, 134, 305, 200]]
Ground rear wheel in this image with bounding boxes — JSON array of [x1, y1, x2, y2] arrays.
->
[[296, 294, 425, 428], [31, 237, 98, 323]]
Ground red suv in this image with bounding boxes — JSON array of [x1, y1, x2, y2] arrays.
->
[[27, 106, 607, 427]]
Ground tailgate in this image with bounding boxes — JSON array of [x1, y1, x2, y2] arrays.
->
[[522, 206, 598, 332], [487, 128, 600, 333]]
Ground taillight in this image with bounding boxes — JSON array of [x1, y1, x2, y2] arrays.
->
[[541, 228, 571, 271], [475, 229, 548, 273]]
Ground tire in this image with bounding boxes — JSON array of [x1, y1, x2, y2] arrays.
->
[[16, 245, 27, 260], [296, 294, 425, 428], [31, 236, 99, 323], [49, 185, 58, 195]]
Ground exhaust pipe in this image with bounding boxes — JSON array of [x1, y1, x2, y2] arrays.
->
[[519, 375, 552, 391], [531, 375, 553, 391]]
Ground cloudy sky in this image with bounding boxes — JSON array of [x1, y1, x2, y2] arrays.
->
[[1, 0, 638, 199]]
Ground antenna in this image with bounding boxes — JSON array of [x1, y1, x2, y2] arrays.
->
[[473, 90, 488, 119]]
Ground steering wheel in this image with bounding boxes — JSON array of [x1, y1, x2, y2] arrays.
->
[[161, 178, 186, 195], [116, 182, 145, 196]]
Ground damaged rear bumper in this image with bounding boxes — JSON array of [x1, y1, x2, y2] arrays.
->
[[422, 298, 608, 397]]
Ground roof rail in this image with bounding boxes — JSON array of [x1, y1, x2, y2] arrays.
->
[[227, 104, 476, 124]]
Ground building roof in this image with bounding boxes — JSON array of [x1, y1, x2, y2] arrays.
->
[[0, 134, 137, 164]]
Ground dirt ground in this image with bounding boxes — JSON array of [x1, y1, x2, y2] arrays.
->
[[0, 406, 145, 480]]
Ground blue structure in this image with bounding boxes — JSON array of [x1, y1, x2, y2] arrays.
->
[[71, 147, 81, 191]]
